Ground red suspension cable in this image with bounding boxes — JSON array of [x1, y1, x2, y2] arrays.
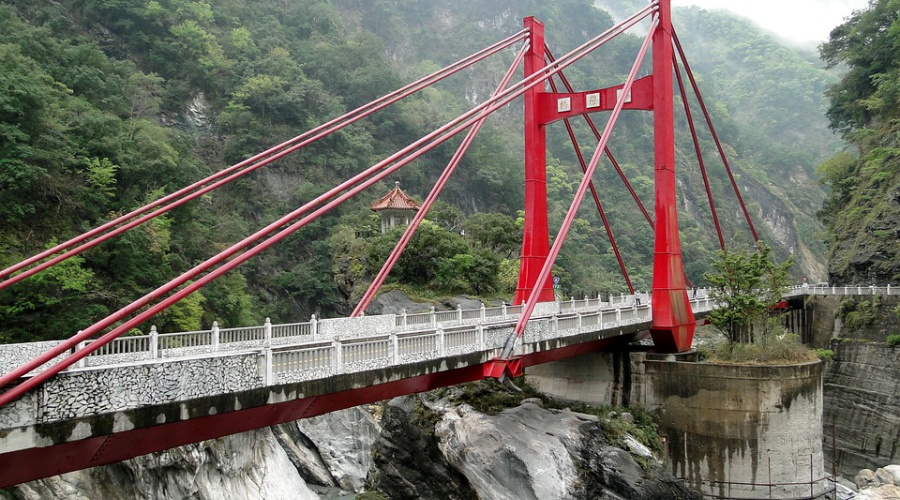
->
[[547, 75, 635, 294], [0, 7, 657, 404], [672, 29, 759, 243], [673, 54, 725, 250], [0, 29, 530, 291], [352, 48, 528, 316], [503, 17, 658, 356]]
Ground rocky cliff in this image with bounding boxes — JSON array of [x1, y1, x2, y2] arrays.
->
[[2, 384, 699, 500], [812, 295, 900, 479]]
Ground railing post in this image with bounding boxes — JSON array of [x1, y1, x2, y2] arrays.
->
[[311, 314, 318, 340], [577, 312, 582, 329], [401, 308, 407, 330], [431, 306, 437, 328], [457, 304, 463, 323], [263, 347, 273, 385], [211, 321, 220, 352], [552, 313, 559, 332], [502, 302, 508, 317], [333, 339, 343, 374], [438, 325, 445, 357], [76, 334, 86, 368], [616, 307, 622, 324], [480, 302, 486, 322], [264, 317, 272, 348], [392, 334, 399, 364], [478, 324, 485, 351], [149, 326, 158, 359]]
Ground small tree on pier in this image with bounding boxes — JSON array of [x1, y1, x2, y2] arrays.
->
[[704, 242, 792, 343]]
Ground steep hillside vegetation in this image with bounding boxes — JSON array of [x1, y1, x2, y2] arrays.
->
[[817, 0, 900, 285], [0, 0, 841, 343]]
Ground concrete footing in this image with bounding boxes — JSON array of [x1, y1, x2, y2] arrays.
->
[[526, 349, 826, 499]]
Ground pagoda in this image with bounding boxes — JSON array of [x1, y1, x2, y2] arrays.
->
[[370, 181, 420, 233]]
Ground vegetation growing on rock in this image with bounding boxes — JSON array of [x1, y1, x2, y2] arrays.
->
[[818, 0, 900, 285]]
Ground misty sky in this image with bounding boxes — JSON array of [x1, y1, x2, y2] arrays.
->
[[676, 0, 869, 43]]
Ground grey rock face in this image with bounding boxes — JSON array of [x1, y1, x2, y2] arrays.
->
[[374, 396, 700, 500], [824, 340, 900, 478], [294, 406, 380, 492], [10, 428, 318, 500], [369, 397, 478, 500]]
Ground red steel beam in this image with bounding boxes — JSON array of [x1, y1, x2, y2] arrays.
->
[[649, 0, 695, 353], [506, 15, 658, 357], [547, 75, 635, 294], [515, 16, 556, 305], [545, 48, 655, 229]]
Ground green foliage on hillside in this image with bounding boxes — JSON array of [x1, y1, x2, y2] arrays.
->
[[0, 0, 842, 343], [817, 0, 900, 285]]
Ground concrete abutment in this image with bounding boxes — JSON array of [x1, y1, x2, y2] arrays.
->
[[526, 351, 826, 499]]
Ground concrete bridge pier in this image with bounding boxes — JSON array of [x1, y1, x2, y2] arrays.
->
[[526, 349, 827, 499]]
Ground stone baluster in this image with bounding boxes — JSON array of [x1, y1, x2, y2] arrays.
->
[[149, 326, 158, 359], [211, 321, 219, 352], [310, 314, 318, 340], [333, 339, 343, 374], [263, 347, 273, 385], [76, 335, 87, 368], [264, 317, 272, 348]]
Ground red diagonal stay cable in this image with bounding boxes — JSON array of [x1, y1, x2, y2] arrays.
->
[[352, 47, 528, 316], [546, 47, 655, 229], [673, 54, 725, 250], [672, 29, 759, 243], [501, 17, 658, 358], [0, 29, 530, 291], [0, 6, 657, 404], [547, 75, 635, 294]]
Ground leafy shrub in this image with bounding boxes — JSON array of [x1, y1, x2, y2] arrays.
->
[[887, 334, 900, 347], [815, 348, 835, 360]]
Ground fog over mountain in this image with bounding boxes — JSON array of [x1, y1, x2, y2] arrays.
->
[[675, 0, 868, 43]]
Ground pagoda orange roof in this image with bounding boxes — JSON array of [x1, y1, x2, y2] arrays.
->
[[370, 182, 420, 212]]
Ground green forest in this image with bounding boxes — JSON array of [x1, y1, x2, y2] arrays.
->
[[0, 0, 853, 343], [816, 0, 900, 285]]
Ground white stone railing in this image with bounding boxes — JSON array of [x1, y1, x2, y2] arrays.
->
[[0, 292, 726, 427], [0, 290, 716, 378], [785, 284, 896, 297]]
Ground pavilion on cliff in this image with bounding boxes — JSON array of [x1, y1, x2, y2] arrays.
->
[[370, 181, 420, 234]]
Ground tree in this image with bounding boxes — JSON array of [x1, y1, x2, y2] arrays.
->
[[703, 243, 792, 343]]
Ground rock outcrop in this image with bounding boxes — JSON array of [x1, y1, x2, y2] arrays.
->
[[372, 394, 699, 500], [7, 427, 319, 500]]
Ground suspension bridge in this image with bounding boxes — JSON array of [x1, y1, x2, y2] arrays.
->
[[0, 0, 810, 486]]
